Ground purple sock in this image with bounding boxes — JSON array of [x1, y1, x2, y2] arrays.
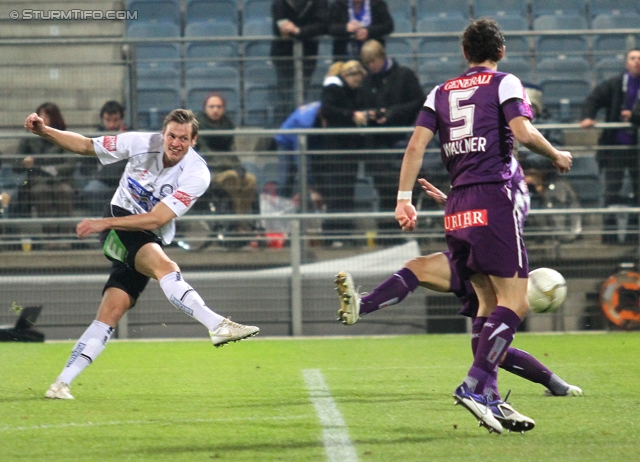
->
[[471, 316, 487, 356], [463, 306, 521, 395], [500, 348, 571, 395], [470, 316, 500, 400], [360, 268, 419, 315]]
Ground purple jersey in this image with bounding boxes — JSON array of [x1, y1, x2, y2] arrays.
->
[[417, 66, 533, 188]]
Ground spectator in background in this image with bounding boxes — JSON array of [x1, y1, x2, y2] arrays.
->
[[580, 49, 640, 244], [78, 100, 128, 215], [271, 0, 329, 123], [274, 101, 324, 200], [15, 102, 76, 223], [328, 0, 394, 61], [359, 40, 424, 234], [318, 60, 367, 246], [195, 92, 258, 217]]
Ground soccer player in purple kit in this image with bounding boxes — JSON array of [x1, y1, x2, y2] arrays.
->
[[335, 172, 583, 433], [393, 18, 571, 434]]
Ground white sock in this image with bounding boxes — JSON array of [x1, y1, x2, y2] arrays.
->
[[159, 271, 224, 331], [57, 320, 114, 385]]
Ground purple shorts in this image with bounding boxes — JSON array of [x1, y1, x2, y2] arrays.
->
[[444, 181, 528, 281]]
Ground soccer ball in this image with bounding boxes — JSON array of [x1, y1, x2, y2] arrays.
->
[[528, 268, 567, 313]]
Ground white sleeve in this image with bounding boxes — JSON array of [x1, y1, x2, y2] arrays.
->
[[161, 163, 211, 218], [423, 86, 438, 110], [92, 132, 154, 165], [498, 74, 527, 104]]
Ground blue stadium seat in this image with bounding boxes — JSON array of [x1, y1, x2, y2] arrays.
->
[[534, 15, 589, 58], [592, 14, 640, 59], [590, 0, 640, 17], [126, 0, 180, 25], [530, 0, 587, 19], [393, 18, 413, 34], [418, 57, 465, 93], [185, 22, 240, 69], [497, 16, 530, 57], [127, 23, 181, 70], [386, 38, 415, 68], [243, 0, 272, 22], [185, 68, 241, 125], [244, 85, 279, 127], [594, 56, 625, 82], [185, 0, 239, 26], [386, 0, 413, 22], [473, 0, 527, 18], [566, 157, 603, 207], [137, 68, 181, 89], [536, 56, 590, 82], [538, 77, 591, 122], [242, 20, 272, 61], [417, 16, 468, 58], [137, 88, 182, 130], [499, 57, 533, 83], [416, 0, 471, 20]]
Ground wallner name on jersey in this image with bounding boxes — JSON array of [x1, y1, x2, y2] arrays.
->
[[92, 132, 211, 245]]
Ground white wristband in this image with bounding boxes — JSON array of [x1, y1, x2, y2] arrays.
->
[[397, 191, 412, 201]]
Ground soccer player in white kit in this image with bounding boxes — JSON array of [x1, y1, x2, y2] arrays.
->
[[23, 109, 259, 400]]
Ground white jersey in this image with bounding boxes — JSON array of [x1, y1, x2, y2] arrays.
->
[[92, 132, 211, 245]]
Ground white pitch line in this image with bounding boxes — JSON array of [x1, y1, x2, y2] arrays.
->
[[302, 369, 358, 462]]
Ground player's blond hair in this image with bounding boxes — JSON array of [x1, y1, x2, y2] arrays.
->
[[162, 108, 199, 138]]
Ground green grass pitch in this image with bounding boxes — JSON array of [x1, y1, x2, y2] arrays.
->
[[1, 332, 639, 461]]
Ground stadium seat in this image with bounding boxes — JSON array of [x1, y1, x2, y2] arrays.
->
[[393, 18, 413, 34], [536, 56, 590, 82], [417, 16, 468, 58], [137, 68, 181, 89], [126, 0, 180, 25], [185, 21, 240, 69], [243, 0, 272, 22], [589, 0, 640, 17], [137, 88, 182, 130], [386, 0, 413, 22], [499, 57, 533, 83], [386, 38, 415, 68], [244, 84, 279, 127], [242, 20, 272, 62], [536, 57, 590, 120], [594, 56, 625, 82], [566, 157, 603, 207], [497, 16, 530, 57], [530, 0, 587, 19], [185, 0, 239, 26], [473, 0, 528, 18], [416, 0, 471, 20], [592, 14, 640, 59], [418, 57, 465, 93], [533, 14, 588, 57], [127, 23, 181, 70]]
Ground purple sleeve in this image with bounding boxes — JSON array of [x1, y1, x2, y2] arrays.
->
[[502, 98, 533, 123], [416, 109, 437, 133]]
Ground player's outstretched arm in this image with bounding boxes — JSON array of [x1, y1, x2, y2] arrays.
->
[[24, 113, 96, 157], [509, 116, 572, 173], [76, 202, 178, 238]]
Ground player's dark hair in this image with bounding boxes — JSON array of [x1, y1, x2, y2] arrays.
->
[[162, 109, 199, 138], [462, 17, 504, 65], [100, 100, 124, 118], [36, 102, 66, 131], [202, 92, 227, 111]]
